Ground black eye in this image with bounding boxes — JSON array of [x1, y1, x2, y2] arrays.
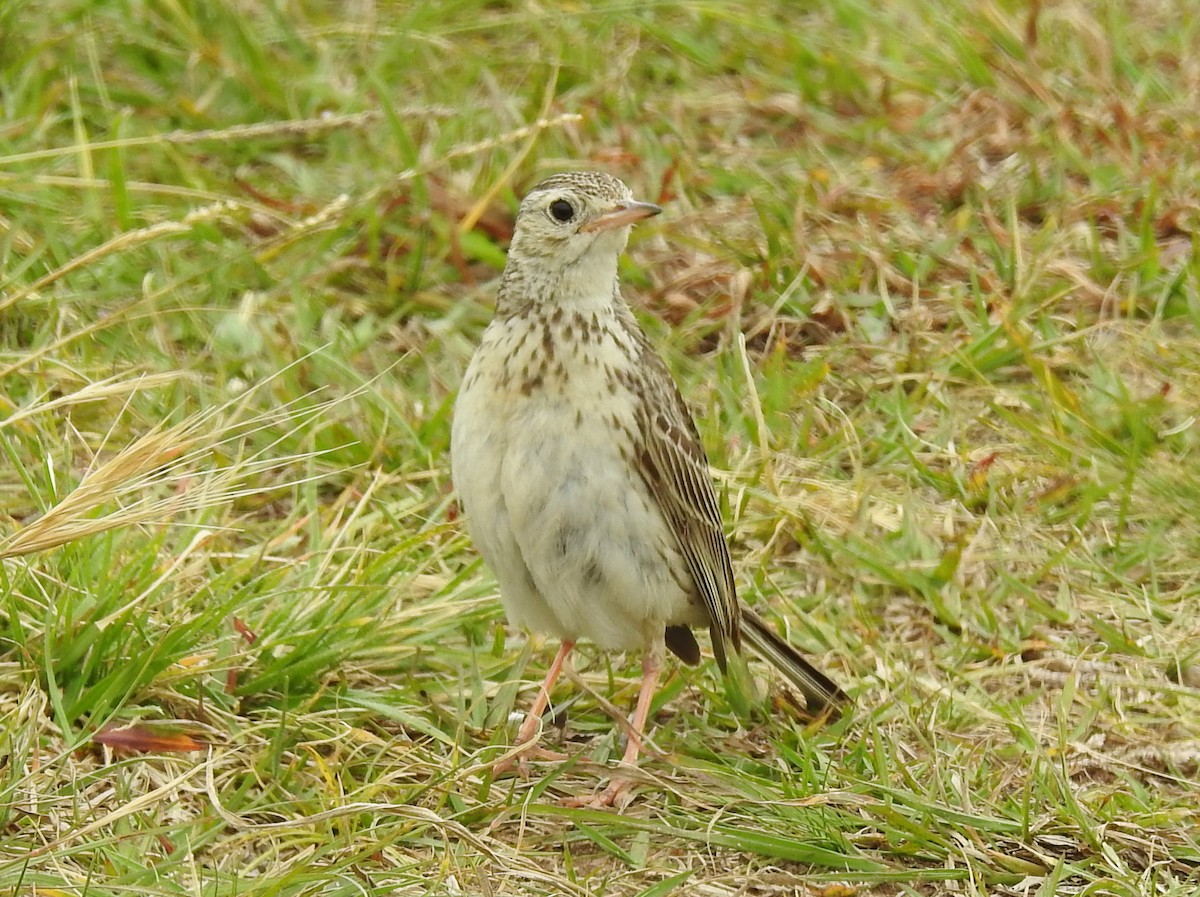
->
[[548, 198, 575, 223]]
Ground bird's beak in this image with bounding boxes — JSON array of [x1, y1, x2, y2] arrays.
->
[[579, 199, 663, 233]]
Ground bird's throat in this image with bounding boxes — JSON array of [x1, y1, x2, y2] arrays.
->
[[497, 247, 621, 317]]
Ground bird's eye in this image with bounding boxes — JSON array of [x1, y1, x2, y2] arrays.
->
[[548, 198, 575, 223]]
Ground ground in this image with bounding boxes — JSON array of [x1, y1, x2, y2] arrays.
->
[[1, 1, 1199, 895]]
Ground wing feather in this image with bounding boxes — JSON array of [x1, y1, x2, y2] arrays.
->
[[627, 335, 740, 668]]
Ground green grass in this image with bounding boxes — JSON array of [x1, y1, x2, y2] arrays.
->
[[3, 0, 1199, 894]]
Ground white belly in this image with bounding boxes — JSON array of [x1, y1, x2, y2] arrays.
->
[[450, 318, 702, 651]]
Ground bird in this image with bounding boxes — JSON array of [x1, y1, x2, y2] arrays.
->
[[450, 170, 849, 804]]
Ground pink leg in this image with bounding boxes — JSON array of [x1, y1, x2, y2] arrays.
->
[[617, 650, 662, 768], [513, 639, 574, 746], [494, 640, 574, 775], [565, 649, 663, 808]]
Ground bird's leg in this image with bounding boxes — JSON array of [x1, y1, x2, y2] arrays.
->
[[565, 646, 663, 808], [618, 648, 662, 767], [514, 639, 574, 749], [494, 639, 574, 776]]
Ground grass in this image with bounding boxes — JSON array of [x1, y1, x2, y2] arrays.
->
[[2, 0, 1199, 894]]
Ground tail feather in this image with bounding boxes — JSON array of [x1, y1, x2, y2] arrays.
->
[[740, 609, 850, 717]]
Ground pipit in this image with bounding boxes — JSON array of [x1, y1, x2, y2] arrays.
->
[[451, 171, 849, 804]]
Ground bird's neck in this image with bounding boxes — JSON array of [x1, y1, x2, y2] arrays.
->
[[495, 253, 621, 318]]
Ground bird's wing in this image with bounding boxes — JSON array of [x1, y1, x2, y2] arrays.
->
[[629, 339, 740, 668], [630, 347, 850, 714]]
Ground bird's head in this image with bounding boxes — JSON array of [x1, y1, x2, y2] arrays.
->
[[502, 171, 661, 306]]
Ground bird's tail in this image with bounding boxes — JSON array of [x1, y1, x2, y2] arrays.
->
[[740, 608, 851, 718]]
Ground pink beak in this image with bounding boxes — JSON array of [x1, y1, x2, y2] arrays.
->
[[579, 199, 662, 233]]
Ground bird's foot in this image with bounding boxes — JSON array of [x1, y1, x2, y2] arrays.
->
[[492, 745, 570, 779], [560, 771, 638, 809]]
